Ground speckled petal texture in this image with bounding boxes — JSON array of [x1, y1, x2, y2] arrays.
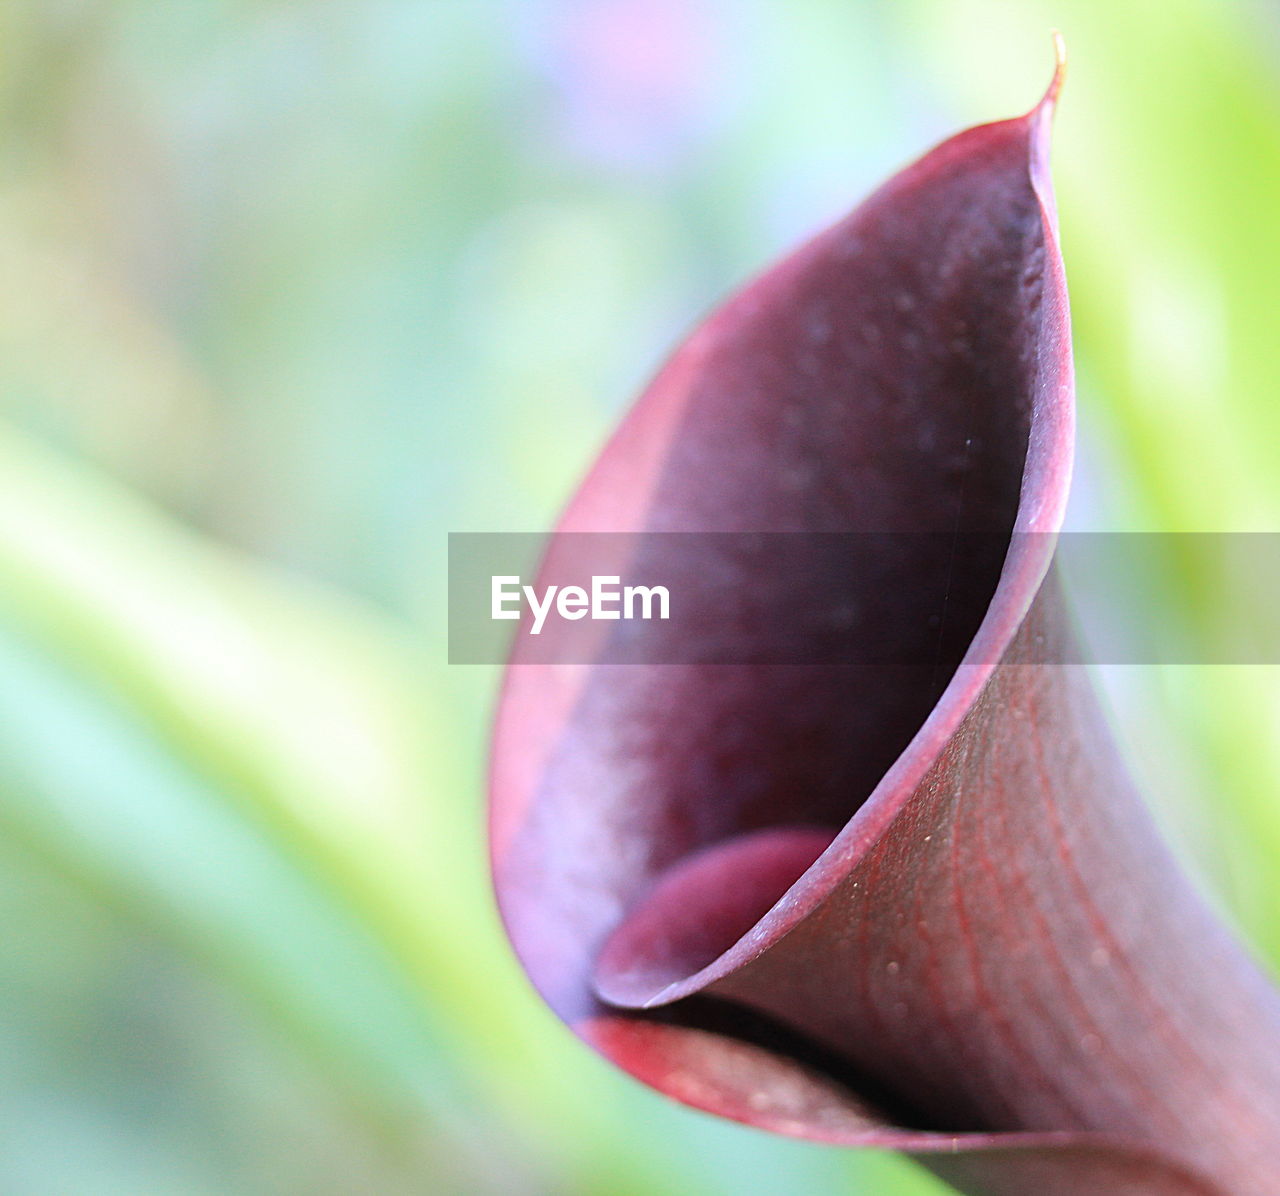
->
[[490, 56, 1280, 1196]]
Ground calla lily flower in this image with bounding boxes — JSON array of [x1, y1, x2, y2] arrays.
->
[[490, 41, 1280, 1195]]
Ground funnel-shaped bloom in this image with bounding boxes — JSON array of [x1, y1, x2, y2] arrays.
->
[[490, 46, 1280, 1195]]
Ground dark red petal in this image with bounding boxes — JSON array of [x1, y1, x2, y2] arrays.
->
[[490, 44, 1280, 1195]]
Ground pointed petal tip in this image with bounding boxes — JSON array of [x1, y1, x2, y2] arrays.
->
[[1039, 30, 1067, 116], [1026, 31, 1067, 229]]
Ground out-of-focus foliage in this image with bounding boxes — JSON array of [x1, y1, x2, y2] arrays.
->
[[0, 2, 1276, 1193]]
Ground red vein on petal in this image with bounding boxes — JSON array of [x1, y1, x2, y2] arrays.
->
[[1024, 682, 1249, 1152], [890, 836, 968, 1122], [914, 840, 1018, 1127], [973, 711, 1163, 1132], [948, 747, 1083, 1129], [968, 809, 1098, 1129]]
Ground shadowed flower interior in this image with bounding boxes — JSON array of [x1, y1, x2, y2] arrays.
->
[[495, 98, 1047, 1020]]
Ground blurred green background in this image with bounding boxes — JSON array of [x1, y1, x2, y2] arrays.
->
[[2, 1, 1280, 1193]]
